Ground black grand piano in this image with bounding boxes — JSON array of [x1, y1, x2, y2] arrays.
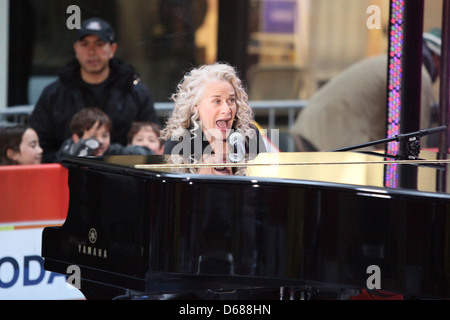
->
[[41, 150, 450, 300]]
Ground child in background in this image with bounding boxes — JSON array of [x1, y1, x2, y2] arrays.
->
[[55, 107, 154, 162], [0, 125, 43, 165], [127, 121, 164, 155]]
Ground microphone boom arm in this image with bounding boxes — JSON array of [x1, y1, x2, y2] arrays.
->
[[329, 126, 447, 159]]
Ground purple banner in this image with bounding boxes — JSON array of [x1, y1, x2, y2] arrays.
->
[[263, 1, 297, 33]]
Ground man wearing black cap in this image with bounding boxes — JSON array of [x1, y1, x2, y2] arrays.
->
[[29, 18, 158, 163]]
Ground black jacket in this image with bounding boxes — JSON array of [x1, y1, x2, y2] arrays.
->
[[164, 124, 267, 160], [29, 58, 158, 163]]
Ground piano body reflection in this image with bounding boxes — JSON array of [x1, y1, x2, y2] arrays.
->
[[41, 151, 450, 299]]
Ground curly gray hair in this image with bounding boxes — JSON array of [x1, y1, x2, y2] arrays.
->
[[161, 62, 255, 141]]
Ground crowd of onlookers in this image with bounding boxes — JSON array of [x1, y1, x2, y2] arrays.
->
[[0, 17, 264, 168], [0, 118, 164, 166], [0, 17, 164, 167]]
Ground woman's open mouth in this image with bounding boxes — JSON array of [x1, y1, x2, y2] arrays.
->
[[213, 166, 232, 175], [215, 118, 232, 133]]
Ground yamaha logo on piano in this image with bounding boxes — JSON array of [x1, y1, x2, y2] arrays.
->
[[77, 228, 108, 259], [88, 228, 97, 243]]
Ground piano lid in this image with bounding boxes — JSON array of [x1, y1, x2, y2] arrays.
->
[[71, 150, 450, 195]]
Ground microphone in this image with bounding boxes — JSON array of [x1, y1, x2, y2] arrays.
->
[[228, 132, 246, 162], [396, 126, 447, 159], [397, 125, 447, 140]]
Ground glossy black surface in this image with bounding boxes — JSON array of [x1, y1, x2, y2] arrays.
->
[[42, 152, 450, 299]]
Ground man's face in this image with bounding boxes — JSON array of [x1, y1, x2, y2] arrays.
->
[[73, 35, 117, 77]]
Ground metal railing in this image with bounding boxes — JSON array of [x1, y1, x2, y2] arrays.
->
[[0, 100, 306, 151]]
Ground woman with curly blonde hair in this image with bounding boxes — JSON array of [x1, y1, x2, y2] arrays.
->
[[162, 62, 266, 159]]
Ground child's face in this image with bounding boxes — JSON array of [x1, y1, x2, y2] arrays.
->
[[132, 126, 163, 155], [9, 128, 43, 165], [81, 121, 110, 156]]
